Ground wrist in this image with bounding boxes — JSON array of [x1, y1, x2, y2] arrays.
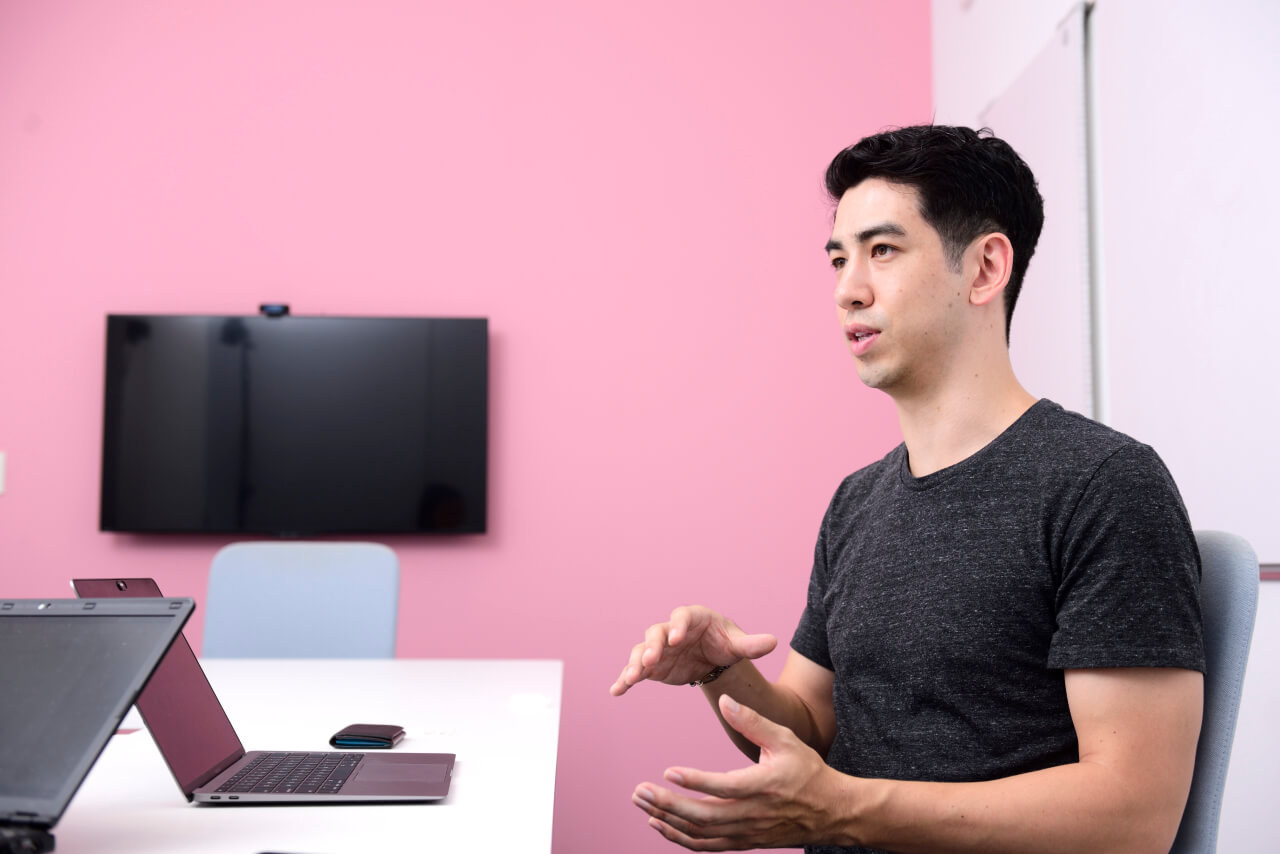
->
[[690, 661, 738, 687], [819, 768, 874, 849]]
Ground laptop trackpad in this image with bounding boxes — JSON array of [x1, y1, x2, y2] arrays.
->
[[358, 762, 448, 784]]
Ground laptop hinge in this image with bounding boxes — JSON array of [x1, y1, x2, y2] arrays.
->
[[186, 746, 248, 796]]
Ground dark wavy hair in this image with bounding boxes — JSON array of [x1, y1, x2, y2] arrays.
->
[[825, 126, 1044, 341]]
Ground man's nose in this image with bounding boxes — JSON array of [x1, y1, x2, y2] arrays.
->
[[834, 260, 872, 312]]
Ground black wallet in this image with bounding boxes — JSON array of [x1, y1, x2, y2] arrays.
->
[[329, 723, 405, 749]]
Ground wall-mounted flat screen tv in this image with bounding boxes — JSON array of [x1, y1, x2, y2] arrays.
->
[[100, 314, 487, 535]]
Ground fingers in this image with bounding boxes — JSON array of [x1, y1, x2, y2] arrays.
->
[[634, 784, 742, 829], [663, 764, 760, 801], [609, 642, 645, 696], [627, 700, 821, 848], [640, 620, 672, 667], [609, 621, 674, 696], [728, 631, 778, 661], [632, 783, 749, 850], [717, 694, 790, 752], [610, 609, 696, 696], [676, 606, 774, 663], [665, 605, 701, 647], [612, 606, 771, 696], [646, 817, 733, 852]]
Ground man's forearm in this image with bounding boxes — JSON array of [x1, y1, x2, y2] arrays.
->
[[635, 670, 1196, 853], [828, 669, 1199, 853], [699, 660, 828, 760], [832, 757, 1186, 854]]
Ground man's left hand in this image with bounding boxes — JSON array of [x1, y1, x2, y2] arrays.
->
[[631, 694, 853, 851]]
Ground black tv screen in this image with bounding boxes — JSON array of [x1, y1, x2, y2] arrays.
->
[[100, 314, 487, 535]]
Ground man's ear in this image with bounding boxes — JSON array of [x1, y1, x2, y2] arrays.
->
[[968, 232, 1014, 308]]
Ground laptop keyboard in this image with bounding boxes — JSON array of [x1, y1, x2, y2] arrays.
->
[[216, 752, 364, 794]]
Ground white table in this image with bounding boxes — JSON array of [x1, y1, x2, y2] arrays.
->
[[55, 659, 563, 854]]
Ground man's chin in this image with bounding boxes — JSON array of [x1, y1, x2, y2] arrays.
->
[[854, 363, 891, 391]]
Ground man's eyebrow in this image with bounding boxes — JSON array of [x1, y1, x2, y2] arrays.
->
[[854, 222, 907, 244], [825, 223, 908, 254]]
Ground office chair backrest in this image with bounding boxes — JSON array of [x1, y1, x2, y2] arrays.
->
[[1169, 530, 1259, 854], [204, 542, 399, 658]]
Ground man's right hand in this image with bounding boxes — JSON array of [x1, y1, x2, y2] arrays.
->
[[609, 606, 778, 696]]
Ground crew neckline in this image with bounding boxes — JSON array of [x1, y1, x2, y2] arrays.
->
[[897, 399, 1057, 490]]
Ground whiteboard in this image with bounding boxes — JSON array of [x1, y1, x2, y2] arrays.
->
[[980, 4, 1093, 419], [1091, 0, 1280, 562]]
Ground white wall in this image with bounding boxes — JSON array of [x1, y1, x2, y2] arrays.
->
[[1089, 0, 1280, 564], [977, 6, 1093, 418], [933, 1, 1278, 850], [1224, 581, 1280, 853], [931, 0, 1080, 128]]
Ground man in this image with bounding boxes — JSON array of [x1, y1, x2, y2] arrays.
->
[[610, 126, 1204, 853]]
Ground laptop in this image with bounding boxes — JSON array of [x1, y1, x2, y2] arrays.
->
[[0, 597, 194, 851], [71, 577, 454, 804]]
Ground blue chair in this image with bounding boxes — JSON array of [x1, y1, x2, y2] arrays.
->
[[203, 542, 399, 658], [1170, 531, 1259, 854]]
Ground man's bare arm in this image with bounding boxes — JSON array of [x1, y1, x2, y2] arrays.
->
[[610, 607, 836, 760], [699, 650, 835, 761], [842, 667, 1203, 853], [635, 667, 1203, 854]]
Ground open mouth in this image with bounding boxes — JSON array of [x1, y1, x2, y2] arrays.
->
[[844, 325, 880, 355]]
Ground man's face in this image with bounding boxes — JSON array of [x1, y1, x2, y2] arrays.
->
[[825, 178, 969, 396]]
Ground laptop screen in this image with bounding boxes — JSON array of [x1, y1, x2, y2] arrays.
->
[[0, 598, 193, 826], [71, 578, 245, 798]]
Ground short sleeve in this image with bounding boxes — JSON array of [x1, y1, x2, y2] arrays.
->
[[791, 510, 835, 671], [1048, 443, 1205, 672]]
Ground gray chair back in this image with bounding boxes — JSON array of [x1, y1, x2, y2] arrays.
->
[[1170, 530, 1259, 853], [203, 542, 399, 658]]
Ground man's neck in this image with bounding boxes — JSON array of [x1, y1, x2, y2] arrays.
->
[[893, 360, 1037, 478]]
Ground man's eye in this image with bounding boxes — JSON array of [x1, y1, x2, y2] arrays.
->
[[871, 244, 894, 257], [830, 257, 846, 270]]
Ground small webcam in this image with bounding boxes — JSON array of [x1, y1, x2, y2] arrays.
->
[[259, 303, 290, 317]]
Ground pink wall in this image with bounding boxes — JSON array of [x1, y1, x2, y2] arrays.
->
[[0, 2, 930, 851]]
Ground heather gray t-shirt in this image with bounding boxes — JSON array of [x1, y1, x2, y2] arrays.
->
[[791, 400, 1204, 854]]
